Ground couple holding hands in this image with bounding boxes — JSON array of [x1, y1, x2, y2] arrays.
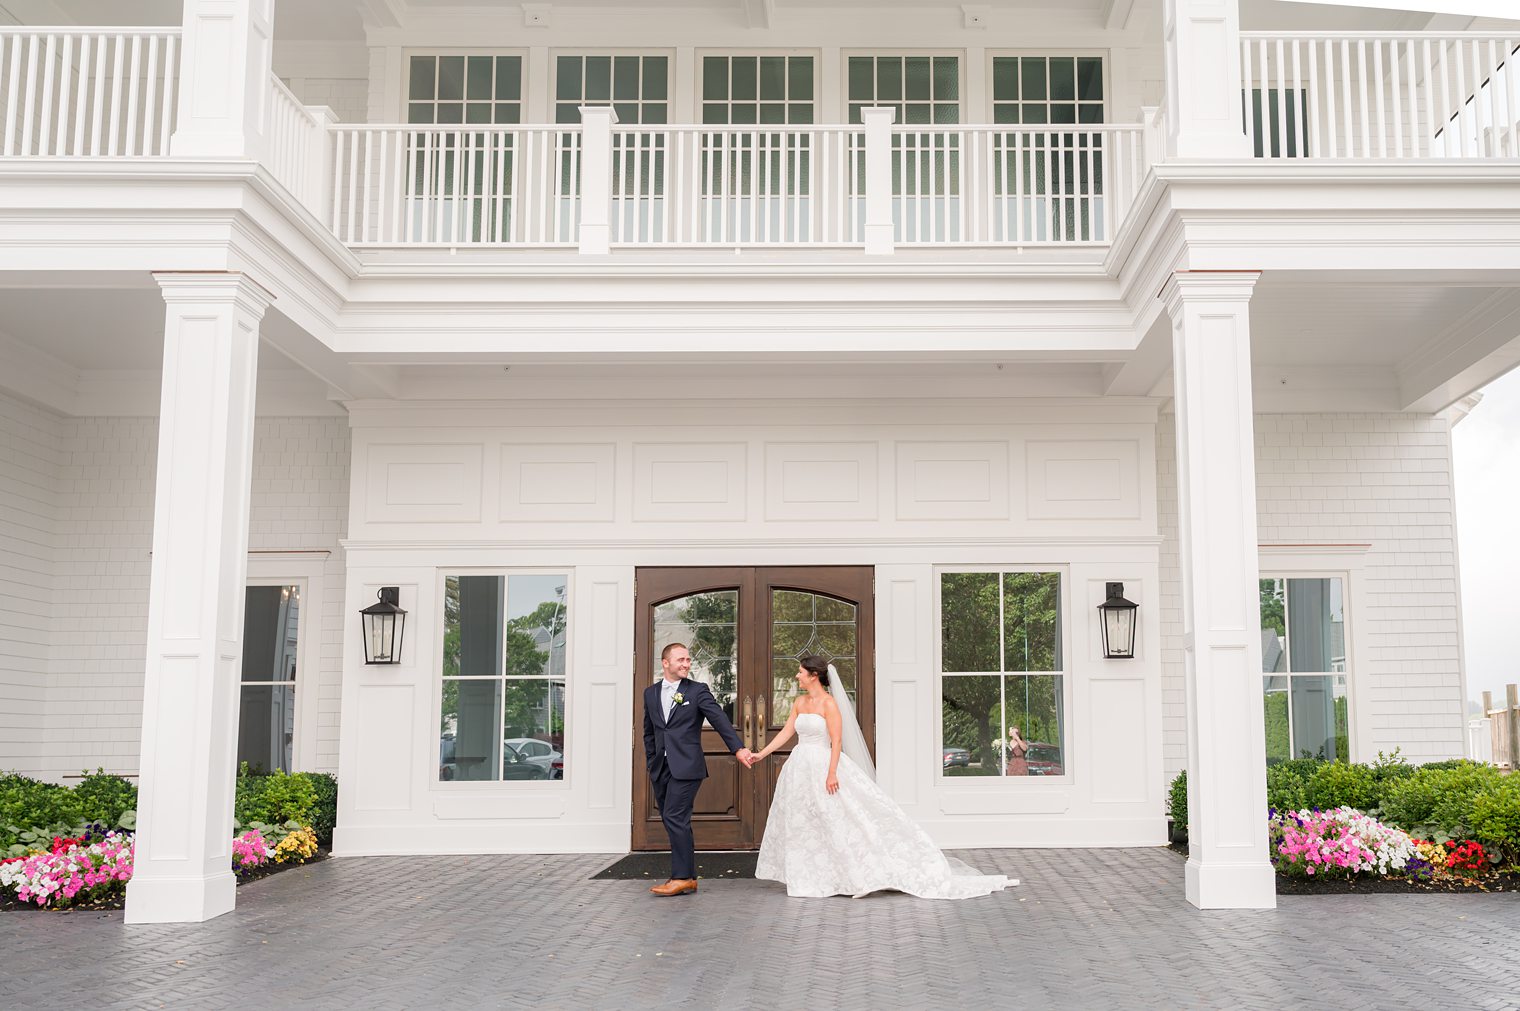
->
[[642, 643, 1015, 900]]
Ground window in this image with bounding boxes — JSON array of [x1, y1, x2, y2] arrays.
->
[[403, 54, 526, 244], [702, 55, 815, 125], [407, 54, 523, 125], [940, 571, 1066, 778], [555, 54, 669, 124], [239, 584, 301, 774], [991, 56, 1105, 125], [847, 54, 960, 124], [439, 574, 568, 783], [1261, 577, 1349, 763]]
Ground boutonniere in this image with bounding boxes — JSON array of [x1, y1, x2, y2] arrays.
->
[[672, 692, 685, 706]]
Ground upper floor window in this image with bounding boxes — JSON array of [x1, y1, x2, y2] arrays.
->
[[407, 54, 523, 125], [702, 54, 815, 124], [940, 571, 1066, 778], [847, 54, 960, 124], [439, 573, 569, 784], [556, 54, 669, 124], [1261, 577, 1349, 763], [992, 55, 1104, 124]]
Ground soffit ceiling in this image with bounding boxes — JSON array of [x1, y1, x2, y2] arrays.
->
[[38, 1, 1510, 44]]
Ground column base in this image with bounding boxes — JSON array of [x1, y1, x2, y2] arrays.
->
[[124, 869, 237, 924], [1185, 855, 1277, 910], [863, 222, 894, 255], [578, 223, 611, 255]]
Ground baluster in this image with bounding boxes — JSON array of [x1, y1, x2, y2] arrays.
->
[[160, 35, 176, 155], [125, 35, 143, 156], [1405, 40, 1420, 158], [54, 35, 76, 155], [1452, 39, 1469, 155], [1274, 38, 1289, 158], [361, 130, 374, 242], [1290, 39, 1303, 158], [1241, 40, 1256, 157], [1372, 39, 1387, 158], [38, 34, 57, 156], [20, 33, 39, 155], [106, 34, 124, 156], [1306, 39, 1321, 157], [1388, 40, 1403, 158]]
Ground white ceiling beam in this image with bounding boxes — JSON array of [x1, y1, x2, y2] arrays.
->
[[357, 0, 405, 31], [1101, 0, 1138, 31], [1270, 0, 1516, 18], [744, 0, 776, 30]]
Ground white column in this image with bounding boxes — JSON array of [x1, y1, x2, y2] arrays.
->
[[1161, 0, 1250, 159], [124, 273, 272, 925], [860, 107, 895, 255], [171, 0, 276, 158], [1162, 271, 1275, 911], [578, 105, 618, 255]]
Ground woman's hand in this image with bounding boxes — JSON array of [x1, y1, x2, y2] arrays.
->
[[826, 773, 840, 795]]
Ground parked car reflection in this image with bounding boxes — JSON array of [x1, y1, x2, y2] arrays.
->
[[942, 746, 971, 770], [1025, 743, 1064, 776], [504, 737, 564, 780]]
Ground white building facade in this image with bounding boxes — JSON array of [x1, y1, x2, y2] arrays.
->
[[0, 0, 1513, 922]]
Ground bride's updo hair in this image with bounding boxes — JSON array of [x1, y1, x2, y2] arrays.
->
[[799, 654, 830, 687]]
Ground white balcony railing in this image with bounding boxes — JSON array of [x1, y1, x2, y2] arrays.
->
[[0, 28, 180, 158], [266, 74, 329, 214], [330, 125, 583, 246], [1241, 32, 1520, 159], [328, 120, 1145, 250]]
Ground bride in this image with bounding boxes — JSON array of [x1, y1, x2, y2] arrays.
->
[[751, 654, 1016, 899]]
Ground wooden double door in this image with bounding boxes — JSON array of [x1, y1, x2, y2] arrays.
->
[[632, 566, 874, 851]]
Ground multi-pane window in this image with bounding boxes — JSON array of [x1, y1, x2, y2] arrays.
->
[[239, 585, 300, 774], [771, 590, 857, 723], [439, 574, 568, 783], [992, 56, 1104, 124], [1261, 577, 1349, 763], [555, 54, 669, 124], [847, 55, 960, 124], [702, 55, 815, 124], [940, 571, 1066, 778], [407, 55, 523, 125]]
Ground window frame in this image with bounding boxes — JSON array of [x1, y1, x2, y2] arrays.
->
[[933, 564, 1073, 785], [984, 49, 1110, 126], [1258, 546, 1371, 764], [550, 49, 675, 124], [401, 49, 530, 125], [838, 49, 966, 125], [694, 48, 821, 126], [244, 552, 328, 774], [433, 567, 573, 791]]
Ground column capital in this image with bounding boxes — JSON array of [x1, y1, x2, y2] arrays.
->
[[577, 104, 620, 125], [153, 272, 276, 316], [1160, 270, 1261, 318]]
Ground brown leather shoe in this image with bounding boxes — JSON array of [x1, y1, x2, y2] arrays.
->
[[650, 878, 698, 896]]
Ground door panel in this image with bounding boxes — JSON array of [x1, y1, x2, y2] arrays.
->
[[632, 566, 873, 852]]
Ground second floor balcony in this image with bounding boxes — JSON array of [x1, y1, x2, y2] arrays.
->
[[0, 4, 1517, 263]]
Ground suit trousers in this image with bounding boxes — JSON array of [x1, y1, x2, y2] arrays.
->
[[652, 763, 703, 879]]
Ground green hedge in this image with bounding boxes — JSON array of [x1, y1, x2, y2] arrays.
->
[[2, 767, 338, 852], [1168, 752, 1519, 858]]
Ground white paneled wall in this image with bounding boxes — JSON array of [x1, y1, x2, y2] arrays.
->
[[1158, 411, 1468, 780], [0, 394, 61, 775], [0, 397, 352, 782]]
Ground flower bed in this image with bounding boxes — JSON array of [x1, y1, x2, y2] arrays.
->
[[1166, 752, 1520, 894], [1, 767, 336, 912]]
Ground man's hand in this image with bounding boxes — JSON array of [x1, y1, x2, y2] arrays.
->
[[736, 748, 757, 768]]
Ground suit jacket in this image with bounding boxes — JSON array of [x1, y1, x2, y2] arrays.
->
[[643, 678, 745, 781]]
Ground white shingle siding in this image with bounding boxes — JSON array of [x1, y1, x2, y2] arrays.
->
[[0, 392, 351, 783], [282, 77, 369, 124], [1158, 411, 1468, 781], [0, 395, 61, 775]]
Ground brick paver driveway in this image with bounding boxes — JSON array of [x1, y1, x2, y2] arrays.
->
[[2, 848, 1517, 1010]]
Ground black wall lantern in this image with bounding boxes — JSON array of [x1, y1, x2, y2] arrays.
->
[[1098, 582, 1138, 659], [360, 587, 407, 665]]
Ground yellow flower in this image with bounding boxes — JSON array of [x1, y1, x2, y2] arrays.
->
[[273, 826, 318, 863]]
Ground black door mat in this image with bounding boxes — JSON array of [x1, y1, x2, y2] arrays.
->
[[592, 851, 758, 880]]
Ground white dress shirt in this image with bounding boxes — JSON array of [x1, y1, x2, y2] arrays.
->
[[661, 678, 679, 721]]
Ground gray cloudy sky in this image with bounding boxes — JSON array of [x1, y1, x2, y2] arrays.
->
[[1452, 366, 1520, 711]]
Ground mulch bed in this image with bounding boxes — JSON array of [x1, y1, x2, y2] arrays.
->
[[1167, 842, 1520, 894], [0, 850, 330, 913]]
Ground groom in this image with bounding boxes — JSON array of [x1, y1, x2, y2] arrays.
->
[[642, 642, 755, 896]]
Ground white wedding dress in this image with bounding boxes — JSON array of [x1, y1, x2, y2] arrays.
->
[[755, 712, 1016, 899]]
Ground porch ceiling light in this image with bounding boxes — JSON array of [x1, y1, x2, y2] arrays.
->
[[1098, 582, 1138, 660], [360, 587, 407, 665]]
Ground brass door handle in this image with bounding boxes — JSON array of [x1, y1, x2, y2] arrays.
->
[[743, 695, 754, 752], [755, 696, 766, 752]]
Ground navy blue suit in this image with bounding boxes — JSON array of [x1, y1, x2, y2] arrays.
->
[[643, 678, 745, 879]]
